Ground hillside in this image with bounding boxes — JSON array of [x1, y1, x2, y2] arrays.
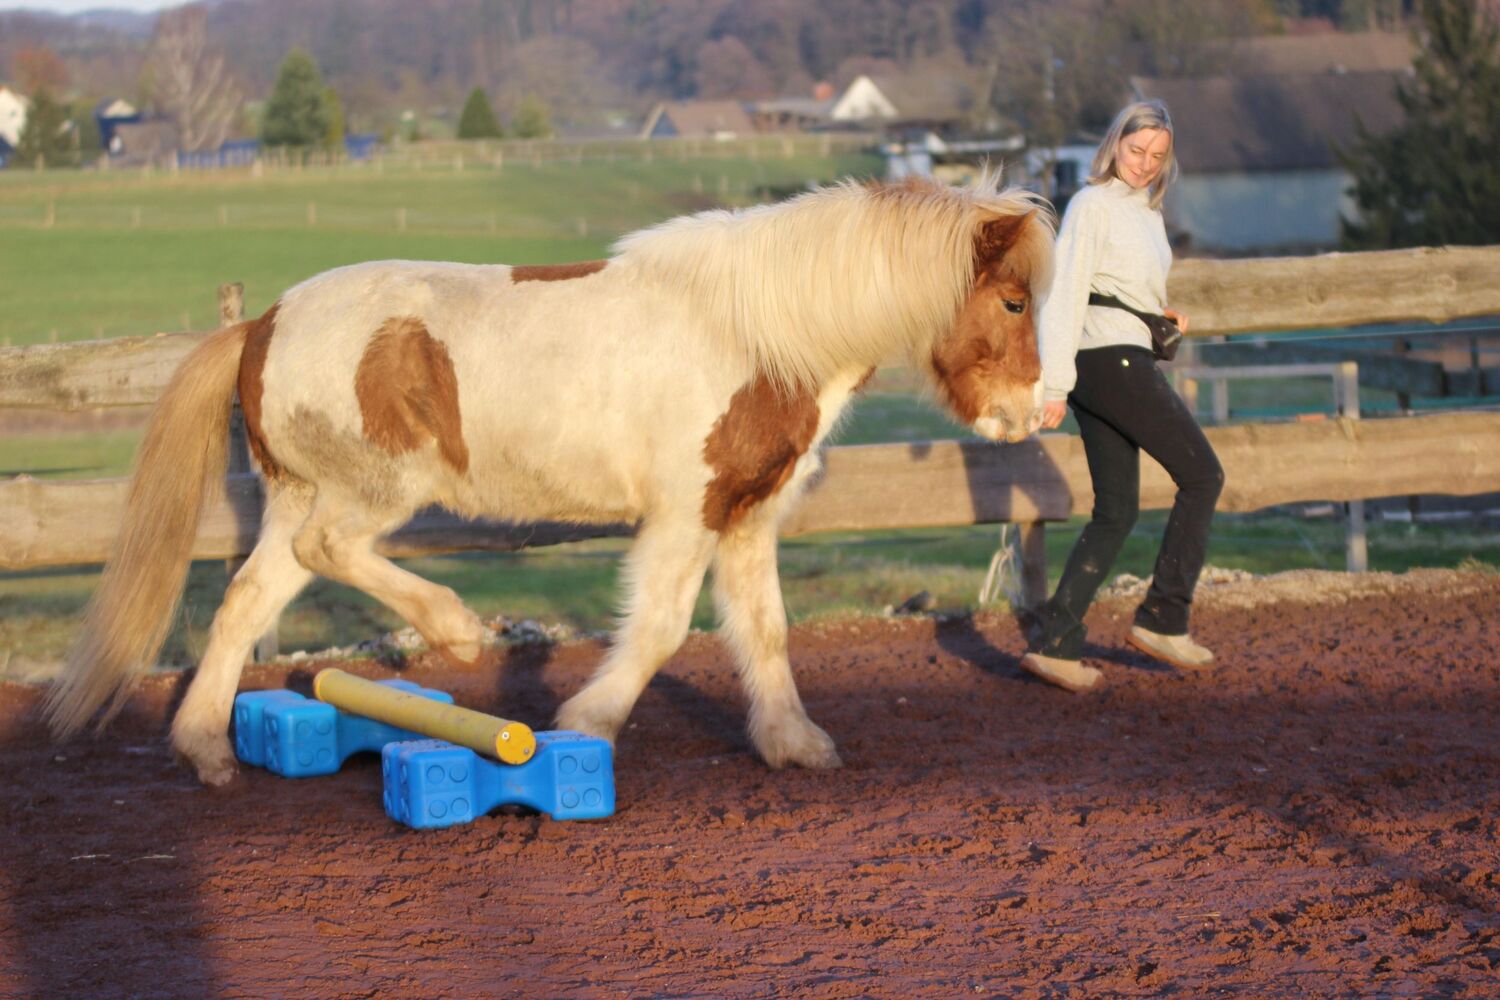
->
[[0, 1, 1415, 136]]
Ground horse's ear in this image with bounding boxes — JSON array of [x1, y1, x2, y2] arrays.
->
[[974, 211, 1034, 266]]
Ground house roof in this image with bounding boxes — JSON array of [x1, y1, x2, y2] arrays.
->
[[866, 67, 984, 124], [754, 96, 835, 118], [1229, 30, 1415, 75], [111, 120, 181, 158], [1131, 70, 1408, 173], [641, 100, 755, 139], [95, 97, 139, 119]]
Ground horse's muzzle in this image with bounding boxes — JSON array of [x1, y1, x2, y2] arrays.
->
[[972, 381, 1044, 443]]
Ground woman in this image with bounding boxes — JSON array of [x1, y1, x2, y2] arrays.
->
[[1021, 100, 1224, 693]]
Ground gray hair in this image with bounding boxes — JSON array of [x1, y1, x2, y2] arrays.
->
[[1088, 100, 1178, 210]]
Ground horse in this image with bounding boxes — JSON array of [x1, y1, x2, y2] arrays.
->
[[44, 175, 1054, 786]]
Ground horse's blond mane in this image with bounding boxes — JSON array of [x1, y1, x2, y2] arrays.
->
[[612, 173, 1054, 391]]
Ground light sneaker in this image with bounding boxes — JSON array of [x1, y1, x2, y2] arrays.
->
[[1019, 652, 1104, 693], [1127, 626, 1215, 671]]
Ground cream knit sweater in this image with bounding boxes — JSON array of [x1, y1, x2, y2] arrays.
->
[[1038, 177, 1173, 402]]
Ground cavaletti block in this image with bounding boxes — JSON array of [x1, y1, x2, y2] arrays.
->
[[233, 679, 454, 778], [382, 732, 615, 830]]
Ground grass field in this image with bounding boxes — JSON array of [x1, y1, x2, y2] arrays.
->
[[0, 149, 882, 345], [2, 148, 1496, 677]]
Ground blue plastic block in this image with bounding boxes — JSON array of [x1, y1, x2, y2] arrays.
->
[[382, 731, 615, 829], [233, 680, 454, 778]]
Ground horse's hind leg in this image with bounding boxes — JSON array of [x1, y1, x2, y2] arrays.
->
[[556, 516, 716, 744], [172, 483, 315, 785], [291, 493, 488, 667], [713, 518, 841, 769]]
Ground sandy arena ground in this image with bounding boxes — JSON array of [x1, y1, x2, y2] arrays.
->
[[1, 569, 1497, 998]]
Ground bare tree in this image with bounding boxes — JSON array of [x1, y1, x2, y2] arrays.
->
[[142, 8, 242, 152]]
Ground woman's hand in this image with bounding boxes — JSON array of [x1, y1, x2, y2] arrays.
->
[[1164, 308, 1189, 334], [1040, 399, 1068, 429]]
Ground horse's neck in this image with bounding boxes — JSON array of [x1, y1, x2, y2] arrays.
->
[[809, 367, 875, 446]]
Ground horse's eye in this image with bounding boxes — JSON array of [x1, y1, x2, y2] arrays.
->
[[1004, 299, 1026, 314]]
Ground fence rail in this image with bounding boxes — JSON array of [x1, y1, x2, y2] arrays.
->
[[4, 244, 1500, 609]]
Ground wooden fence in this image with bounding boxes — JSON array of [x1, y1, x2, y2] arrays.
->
[[4, 245, 1500, 614]]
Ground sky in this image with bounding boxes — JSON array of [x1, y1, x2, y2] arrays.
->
[[0, 0, 181, 12]]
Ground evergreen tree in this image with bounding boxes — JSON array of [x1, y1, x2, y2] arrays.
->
[[510, 95, 552, 139], [1340, 0, 1500, 248], [14, 88, 77, 169], [457, 87, 503, 139], [260, 48, 331, 149]]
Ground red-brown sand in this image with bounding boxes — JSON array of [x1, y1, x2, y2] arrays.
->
[[1, 570, 1496, 998]]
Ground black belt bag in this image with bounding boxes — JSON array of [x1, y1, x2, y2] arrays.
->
[[1087, 292, 1181, 362]]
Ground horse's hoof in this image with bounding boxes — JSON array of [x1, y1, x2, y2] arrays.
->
[[753, 718, 843, 770], [172, 730, 238, 786], [437, 641, 484, 669], [555, 695, 624, 746]]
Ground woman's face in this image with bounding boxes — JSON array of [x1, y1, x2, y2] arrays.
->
[[1114, 127, 1171, 189]]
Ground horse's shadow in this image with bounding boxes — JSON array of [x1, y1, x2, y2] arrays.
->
[[492, 640, 563, 723]]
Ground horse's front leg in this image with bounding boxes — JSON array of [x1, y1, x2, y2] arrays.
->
[[556, 516, 716, 744], [713, 517, 841, 769]]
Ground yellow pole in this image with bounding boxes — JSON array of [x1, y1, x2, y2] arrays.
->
[[313, 668, 536, 764]]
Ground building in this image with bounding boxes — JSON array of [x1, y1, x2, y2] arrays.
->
[[108, 120, 181, 166], [639, 100, 756, 140], [95, 98, 142, 155], [0, 86, 29, 166], [1228, 30, 1416, 76], [828, 75, 899, 123], [1132, 70, 1409, 252]]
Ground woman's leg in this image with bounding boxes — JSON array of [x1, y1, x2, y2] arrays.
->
[[1058, 348, 1224, 636], [1032, 364, 1141, 660], [1128, 370, 1224, 635]]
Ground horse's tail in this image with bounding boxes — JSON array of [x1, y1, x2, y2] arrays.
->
[[45, 322, 250, 739]]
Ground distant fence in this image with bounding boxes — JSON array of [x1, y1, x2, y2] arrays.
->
[[75, 132, 878, 178], [3, 245, 1500, 613]]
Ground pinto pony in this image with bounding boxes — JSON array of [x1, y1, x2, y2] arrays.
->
[[44, 176, 1054, 785]]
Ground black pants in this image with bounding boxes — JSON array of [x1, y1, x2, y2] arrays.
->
[[1032, 345, 1224, 660]]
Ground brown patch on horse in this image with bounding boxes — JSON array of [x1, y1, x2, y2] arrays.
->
[[511, 260, 607, 283], [354, 317, 470, 474], [238, 301, 284, 479], [702, 375, 820, 532], [929, 214, 1042, 423]]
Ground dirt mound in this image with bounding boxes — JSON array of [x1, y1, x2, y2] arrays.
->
[[2, 571, 1497, 997], [1102, 564, 1495, 610]]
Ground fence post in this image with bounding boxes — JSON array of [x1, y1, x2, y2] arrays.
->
[[219, 282, 280, 662], [1018, 522, 1048, 609], [1336, 360, 1368, 573]]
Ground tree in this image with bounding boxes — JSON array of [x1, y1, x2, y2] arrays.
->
[[457, 87, 503, 139], [14, 88, 77, 169], [1340, 0, 1500, 248], [510, 95, 552, 138], [693, 36, 775, 99], [260, 49, 332, 150], [13, 45, 69, 93], [142, 8, 242, 153]]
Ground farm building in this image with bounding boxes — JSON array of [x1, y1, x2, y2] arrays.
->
[[0, 86, 29, 167], [94, 98, 142, 155], [638, 100, 756, 140], [1132, 69, 1409, 253]]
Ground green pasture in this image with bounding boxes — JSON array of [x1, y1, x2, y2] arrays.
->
[[0, 149, 881, 345]]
